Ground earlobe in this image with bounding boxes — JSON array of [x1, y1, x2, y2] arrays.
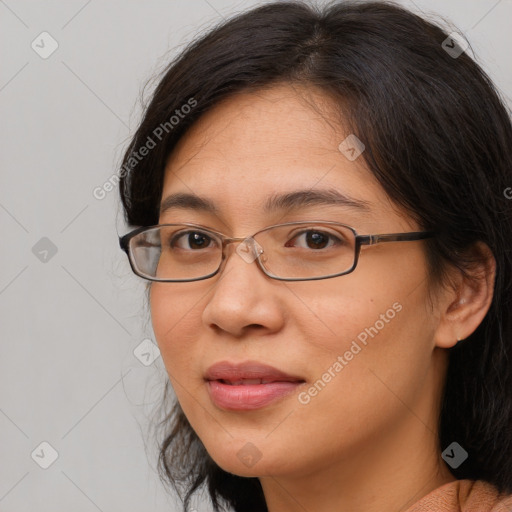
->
[[433, 242, 496, 350]]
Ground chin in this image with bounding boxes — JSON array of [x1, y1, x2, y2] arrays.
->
[[204, 440, 297, 479]]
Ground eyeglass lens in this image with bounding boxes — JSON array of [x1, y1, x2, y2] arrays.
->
[[129, 223, 357, 281]]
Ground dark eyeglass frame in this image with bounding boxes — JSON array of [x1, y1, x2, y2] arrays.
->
[[119, 221, 437, 282]]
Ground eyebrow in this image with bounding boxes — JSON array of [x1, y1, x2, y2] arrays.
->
[[159, 189, 372, 216]]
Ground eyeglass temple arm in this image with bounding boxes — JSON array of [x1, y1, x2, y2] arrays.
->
[[358, 231, 436, 246]]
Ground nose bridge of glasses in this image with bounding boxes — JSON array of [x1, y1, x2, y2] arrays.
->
[[222, 235, 265, 264]]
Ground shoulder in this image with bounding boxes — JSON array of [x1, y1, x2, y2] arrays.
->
[[404, 479, 512, 512]]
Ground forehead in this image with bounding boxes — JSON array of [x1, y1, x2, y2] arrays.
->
[[159, 84, 406, 230], [166, 84, 349, 173]]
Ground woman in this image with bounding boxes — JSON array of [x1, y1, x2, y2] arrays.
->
[[118, 1, 512, 511]]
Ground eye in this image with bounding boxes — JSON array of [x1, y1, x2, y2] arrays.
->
[[170, 230, 216, 250], [285, 230, 344, 250]]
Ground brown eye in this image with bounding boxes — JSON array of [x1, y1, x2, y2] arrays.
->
[[171, 231, 215, 250], [285, 230, 343, 250]]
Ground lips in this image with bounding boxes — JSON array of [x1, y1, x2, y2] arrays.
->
[[218, 379, 279, 385], [204, 360, 306, 410], [204, 360, 304, 384]]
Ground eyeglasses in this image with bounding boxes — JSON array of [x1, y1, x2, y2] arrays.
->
[[119, 221, 436, 282]]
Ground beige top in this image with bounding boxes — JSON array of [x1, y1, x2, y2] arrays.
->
[[404, 479, 512, 512]]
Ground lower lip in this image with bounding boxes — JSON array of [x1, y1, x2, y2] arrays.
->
[[206, 380, 303, 410]]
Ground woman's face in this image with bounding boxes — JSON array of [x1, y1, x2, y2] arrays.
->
[[150, 84, 450, 482]]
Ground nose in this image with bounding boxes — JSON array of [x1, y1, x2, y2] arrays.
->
[[201, 238, 284, 337]]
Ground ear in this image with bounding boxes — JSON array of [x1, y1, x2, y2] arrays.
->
[[433, 241, 496, 349]]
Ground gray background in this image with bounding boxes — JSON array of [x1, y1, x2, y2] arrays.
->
[[1, 0, 511, 511]]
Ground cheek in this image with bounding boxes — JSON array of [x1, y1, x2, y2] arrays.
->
[[149, 284, 203, 379], [291, 267, 433, 412], [274, 293, 431, 464], [290, 268, 403, 350]]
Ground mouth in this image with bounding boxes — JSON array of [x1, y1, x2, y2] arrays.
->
[[204, 360, 306, 410], [215, 378, 302, 385]]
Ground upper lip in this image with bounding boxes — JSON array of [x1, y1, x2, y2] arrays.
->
[[204, 360, 305, 383]]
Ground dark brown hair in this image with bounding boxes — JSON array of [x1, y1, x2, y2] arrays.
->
[[119, 1, 512, 510]]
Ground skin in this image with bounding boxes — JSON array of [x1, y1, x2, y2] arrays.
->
[[149, 83, 496, 512]]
